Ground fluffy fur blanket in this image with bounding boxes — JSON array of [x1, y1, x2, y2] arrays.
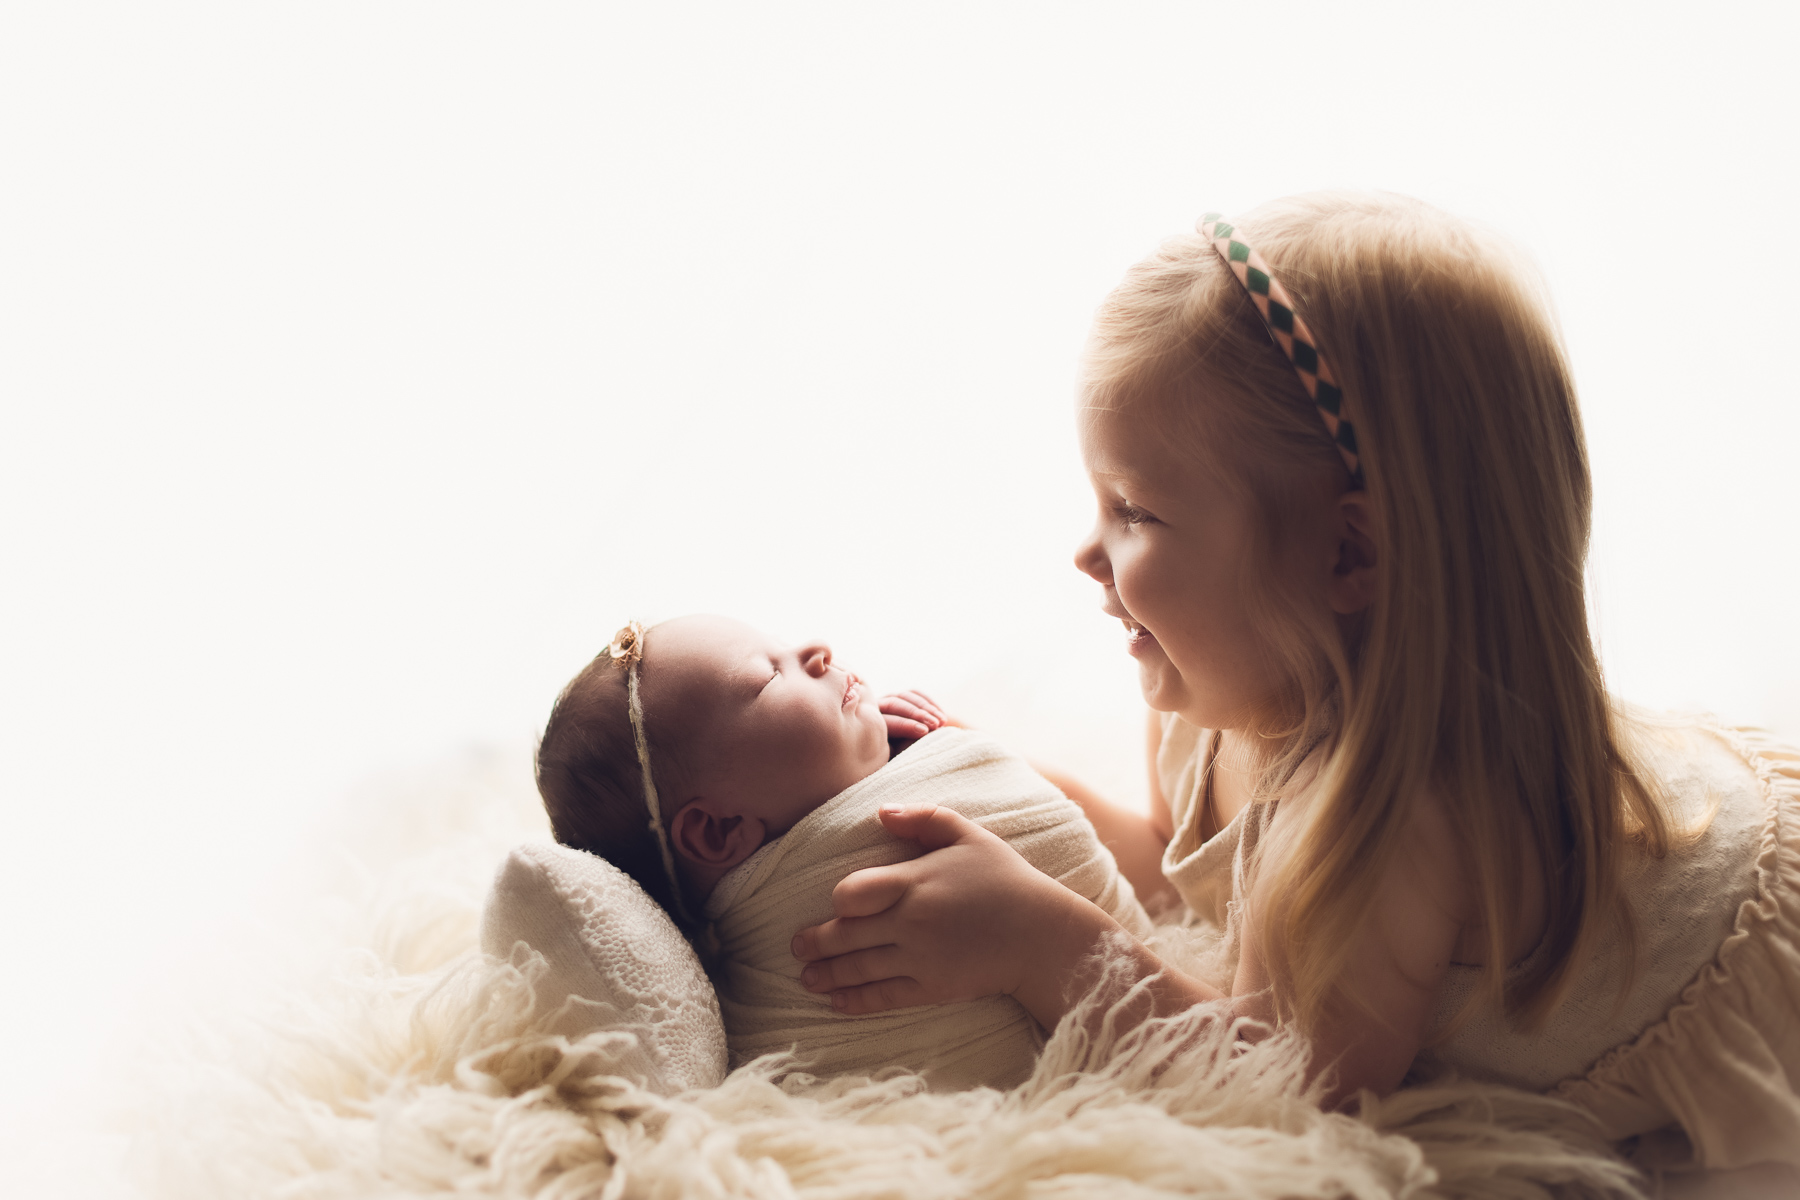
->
[[706, 728, 1153, 1089], [120, 743, 1670, 1199]]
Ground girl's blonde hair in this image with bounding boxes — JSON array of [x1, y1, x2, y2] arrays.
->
[[1085, 191, 1673, 1033]]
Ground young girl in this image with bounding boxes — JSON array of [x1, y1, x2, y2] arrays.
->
[[791, 192, 1800, 1171]]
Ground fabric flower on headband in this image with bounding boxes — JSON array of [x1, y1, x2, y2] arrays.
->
[[603, 621, 646, 669]]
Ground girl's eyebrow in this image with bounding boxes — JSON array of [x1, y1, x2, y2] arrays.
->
[[1094, 466, 1161, 497], [1089, 458, 1154, 485]]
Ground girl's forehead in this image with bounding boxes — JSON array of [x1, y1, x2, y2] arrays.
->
[[1080, 404, 1186, 481]]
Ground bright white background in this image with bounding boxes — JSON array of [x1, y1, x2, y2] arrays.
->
[[2, 2, 1797, 1188]]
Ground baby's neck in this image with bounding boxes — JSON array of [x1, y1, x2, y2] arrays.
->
[[678, 846, 761, 906], [677, 750, 899, 906]]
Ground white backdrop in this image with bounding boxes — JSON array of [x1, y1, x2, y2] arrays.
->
[[3, 0, 1797, 1171]]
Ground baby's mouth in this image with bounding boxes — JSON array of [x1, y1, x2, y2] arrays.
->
[[843, 672, 861, 709]]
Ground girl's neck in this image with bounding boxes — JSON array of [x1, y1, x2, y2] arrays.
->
[[1208, 729, 1264, 835], [1209, 726, 1331, 837]]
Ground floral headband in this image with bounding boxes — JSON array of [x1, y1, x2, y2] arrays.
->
[[1201, 213, 1363, 487], [599, 620, 695, 926]]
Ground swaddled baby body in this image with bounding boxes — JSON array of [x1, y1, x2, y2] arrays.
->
[[536, 615, 1152, 1089]]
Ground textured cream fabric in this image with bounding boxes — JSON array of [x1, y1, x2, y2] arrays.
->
[[1422, 725, 1761, 1089], [479, 841, 728, 1095], [1154, 713, 1800, 1170], [706, 727, 1154, 1090], [129, 730, 1669, 1199], [1542, 725, 1800, 1170], [1157, 716, 1240, 936]]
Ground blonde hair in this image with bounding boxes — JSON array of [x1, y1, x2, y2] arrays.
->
[[1085, 191, 1674, 1033]]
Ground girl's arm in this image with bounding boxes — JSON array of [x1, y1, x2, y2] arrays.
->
[[793, 787, 1467, 1107], [1225, 783, 1467, 1100]]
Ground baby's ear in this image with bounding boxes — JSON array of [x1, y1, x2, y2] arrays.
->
[[669, 799, 766, 871]]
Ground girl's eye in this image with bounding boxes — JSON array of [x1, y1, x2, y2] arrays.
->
[[1116, 503, 1155, 527]]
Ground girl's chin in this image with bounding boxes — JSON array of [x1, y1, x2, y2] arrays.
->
[[1135, 655, 1177, 706], [1136, 656, 1213, 723]]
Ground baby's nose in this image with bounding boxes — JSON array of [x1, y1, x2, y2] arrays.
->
[[799, 641, 832, 675]]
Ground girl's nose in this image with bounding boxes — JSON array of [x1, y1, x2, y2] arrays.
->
[[798, 641, 832, 677], [1074, 524, 1111, 583]]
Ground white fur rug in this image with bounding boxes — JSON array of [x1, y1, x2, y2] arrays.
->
[[118, 744, 1660, 1200]]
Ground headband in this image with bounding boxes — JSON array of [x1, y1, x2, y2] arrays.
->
[[1200, 213, 1363, 487], [599, 620, 696, 927]]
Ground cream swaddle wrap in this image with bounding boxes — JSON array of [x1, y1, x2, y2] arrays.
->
[[703, 727, 1154, 1090]]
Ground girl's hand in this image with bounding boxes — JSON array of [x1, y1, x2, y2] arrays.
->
[[791, 804, 1118, 1026], [877, 689, 956, 742]]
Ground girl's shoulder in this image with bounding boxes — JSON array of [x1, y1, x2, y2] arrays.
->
[[1260, 760, 1477, 941]]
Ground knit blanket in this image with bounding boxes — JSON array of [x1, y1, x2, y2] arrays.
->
[[705, 727, 1153, 1088]]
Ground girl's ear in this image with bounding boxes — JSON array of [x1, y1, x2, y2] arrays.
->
[[1327, 490, 1379, 615], [668, 799, 767, 871]]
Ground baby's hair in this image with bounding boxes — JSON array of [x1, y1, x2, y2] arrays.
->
[[1087, 191, 1673, 1035], [536, 649, 697, 930]]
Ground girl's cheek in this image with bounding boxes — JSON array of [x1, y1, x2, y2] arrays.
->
[[1117, 559, 1159, 607]]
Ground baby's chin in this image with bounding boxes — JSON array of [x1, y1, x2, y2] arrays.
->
[[857, 701, 895, 766]]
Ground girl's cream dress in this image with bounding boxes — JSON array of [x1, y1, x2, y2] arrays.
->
[[1156, 714, 1800, 1170]]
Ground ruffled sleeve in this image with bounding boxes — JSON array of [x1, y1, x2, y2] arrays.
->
[[1548, 725, 1800, 1170]]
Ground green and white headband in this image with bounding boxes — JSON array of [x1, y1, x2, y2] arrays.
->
[[599, 620, 696, 927], [1201, 213, 1363, 487]]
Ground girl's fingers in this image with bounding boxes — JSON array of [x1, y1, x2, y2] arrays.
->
[[829, 977, 930, 1016], [798, 946, 908, 993], [875, 803, 992, 852], [832, 863, 912, 918], [792, 913, 888, 961]]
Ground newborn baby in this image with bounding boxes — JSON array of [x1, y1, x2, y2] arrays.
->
[[535, 614, 1151, 1088]]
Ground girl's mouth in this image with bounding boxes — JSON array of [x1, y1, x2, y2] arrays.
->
[[1122, 618, 1159, 656]]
